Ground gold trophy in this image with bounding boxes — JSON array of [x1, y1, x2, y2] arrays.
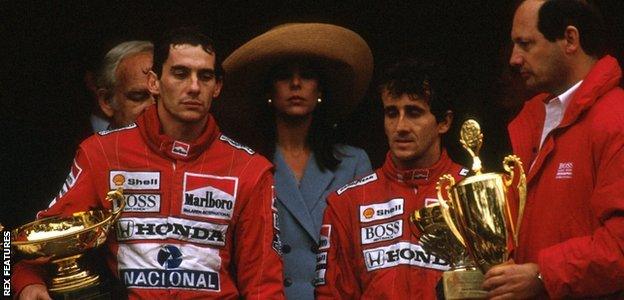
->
[[435, 119, 526, 297], [11, 189, 125, 299], [411, 203, 487, 299]]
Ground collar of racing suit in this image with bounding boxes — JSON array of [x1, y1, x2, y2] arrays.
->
[[137, 104, 220, 161], [382, 150, 453, 187]]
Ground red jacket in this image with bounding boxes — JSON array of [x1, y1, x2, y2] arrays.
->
[[13, 105, 285, 299], [508, 55, 624, 298], [314, 151, 466, 299]]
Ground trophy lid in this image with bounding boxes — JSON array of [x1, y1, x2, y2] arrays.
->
[[460, 119, 484, 174]]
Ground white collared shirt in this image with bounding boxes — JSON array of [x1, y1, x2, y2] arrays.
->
[[539, 81, 583, 149]]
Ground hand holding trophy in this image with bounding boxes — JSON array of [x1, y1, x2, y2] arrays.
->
[[11, 189, 125, 299], [412, 119, 526, 299]]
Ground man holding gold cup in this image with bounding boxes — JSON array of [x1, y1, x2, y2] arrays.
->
[[314, 59, 468, 299], [13, 27, 285, 299], [483, 0, 624, 298]]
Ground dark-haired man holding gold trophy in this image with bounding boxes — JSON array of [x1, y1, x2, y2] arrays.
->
[[12, 27, 285, 299], [315, 59, 468, 299], [483, 0, 624, 298]]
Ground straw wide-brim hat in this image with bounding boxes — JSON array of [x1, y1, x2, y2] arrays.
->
[[216, 23, 373, 123]]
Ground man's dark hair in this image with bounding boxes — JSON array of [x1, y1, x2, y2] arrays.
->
[[537, 0, 607, 57], [152, 27, 224, 79], [377, 58, 452, 122]]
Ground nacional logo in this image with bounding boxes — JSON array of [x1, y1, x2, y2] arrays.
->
[[172, 141, 190, 157], [363, 242, 449, 272], [119, 244, 221, 291], [182, 173, 238, 220], [116, 217, 227, 247], [109, 171, 160, 190], [336, 173, 378, 195], [359, 198, 404, 223], [158, 245, 183, 269], [360, 220, 403, 245]]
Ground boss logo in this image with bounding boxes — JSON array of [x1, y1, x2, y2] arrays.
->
[[359, 198, 404, 223], [115, 194, 161, 212], [361, 220, 403, 245]]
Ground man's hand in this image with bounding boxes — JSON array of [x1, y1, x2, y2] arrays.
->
[[482, 261, 545, 299], [18, 284, 51, 300]]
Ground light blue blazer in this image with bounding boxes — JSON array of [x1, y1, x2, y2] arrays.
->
[[274, 144, 372, 300]]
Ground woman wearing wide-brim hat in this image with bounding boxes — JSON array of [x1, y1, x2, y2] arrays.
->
[[214, 23, 374, 299]]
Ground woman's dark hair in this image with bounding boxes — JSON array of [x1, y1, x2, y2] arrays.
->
[[252, 58, 341, 171]]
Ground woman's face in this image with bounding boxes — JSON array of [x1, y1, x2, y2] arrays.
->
[[271, 66, 322, 118]]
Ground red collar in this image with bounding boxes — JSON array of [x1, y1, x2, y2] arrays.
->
[[137, 104, 219, 161], [382, 150, 454, 187]]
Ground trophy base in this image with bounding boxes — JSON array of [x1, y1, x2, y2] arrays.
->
[[49, 278, 112, 300], [443, 269, 487, 299]]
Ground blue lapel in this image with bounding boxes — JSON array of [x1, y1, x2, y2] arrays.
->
[[274, 150, 321, 240], [298, 153, 335, 236]]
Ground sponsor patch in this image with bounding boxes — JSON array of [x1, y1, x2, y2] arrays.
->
[[271, 209, 282, 255], [172, 141, 190, 157], [336, 173, 378, 195], [318, 225, 331, 250], [116, 217, 228, 247], [361, 220, 403, 245], [313, 251, 328, 286], [118, 243, 221, 291], [359, 198, 404, 223], [53, 159, 83, 204], [219, 135, 254, 155], [182, 173, 238, 220], [110, 171, 160, 190], [459, 168, 469, 176], [556, 162, 573, 179], [424, 198, 438, 207], [114, 193, 161, 213], [363, 242, 449, 272], [97, 123, 137, 136]]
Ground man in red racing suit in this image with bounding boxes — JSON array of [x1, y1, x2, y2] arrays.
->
[[13, 28, 284, 299], [315, 59, 467, 299]]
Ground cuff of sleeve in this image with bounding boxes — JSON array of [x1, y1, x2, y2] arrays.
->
[[538, 248, 567, 299], [12, 262, 47, 298]]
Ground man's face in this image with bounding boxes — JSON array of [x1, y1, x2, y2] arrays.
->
[[151, 44, 222, 126], [101, 52, 155, 128], [510, 0, 569, 94], [382, 90, 450, 170]]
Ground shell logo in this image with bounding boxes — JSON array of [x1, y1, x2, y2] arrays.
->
[[112, 174, 126, 186], [363, 208, 375, 219]]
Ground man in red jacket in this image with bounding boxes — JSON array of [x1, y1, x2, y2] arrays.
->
[[483, 0, 624, 298], [14, 27, 285, 300], [314, 59, 468, 299]]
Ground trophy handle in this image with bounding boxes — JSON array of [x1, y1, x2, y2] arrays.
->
[[106, 188, 125, 223], [502, 155, 526, 247], [436, 174, 466, 247]]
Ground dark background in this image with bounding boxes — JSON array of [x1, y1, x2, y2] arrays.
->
[[2, 0, 623, 229]]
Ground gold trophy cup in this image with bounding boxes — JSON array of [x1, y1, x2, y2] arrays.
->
[[11, 189, 125, 298], [435, 119, 526, 296], [411, 203, 487, 299]]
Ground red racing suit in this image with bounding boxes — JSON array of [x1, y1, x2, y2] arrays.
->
[[13, 105, 285, 299], [508, 55, 624, 298], [314, 151, 466, 299]]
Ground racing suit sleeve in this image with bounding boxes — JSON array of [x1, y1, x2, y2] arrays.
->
[[12, 147, 100, 297], [538, 125, 624, 298], [234, 170, 285, 299], [315, 194, 360, 299]]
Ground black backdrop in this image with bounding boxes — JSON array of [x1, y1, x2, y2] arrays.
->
[[2, 0, 623, 229]]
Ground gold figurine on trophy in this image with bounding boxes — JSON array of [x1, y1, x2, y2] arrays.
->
[[11, 189, 125, 298]]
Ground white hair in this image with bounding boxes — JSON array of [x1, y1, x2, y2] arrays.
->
[[96, 40, 153, 104]]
